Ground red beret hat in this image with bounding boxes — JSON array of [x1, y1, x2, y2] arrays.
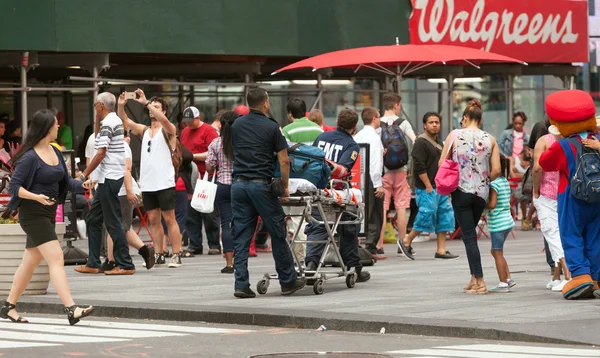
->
[[545, 90, 596, 123], [234, 105, 250, 116]]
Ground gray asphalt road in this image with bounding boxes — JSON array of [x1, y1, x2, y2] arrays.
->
[[0, 314, 598, 358]]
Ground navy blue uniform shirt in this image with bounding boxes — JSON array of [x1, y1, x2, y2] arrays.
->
[[231, 109, 287, 180], [313, 128, 360, 170]]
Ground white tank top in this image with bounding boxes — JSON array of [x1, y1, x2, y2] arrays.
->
[[140, 127, 175, 192]]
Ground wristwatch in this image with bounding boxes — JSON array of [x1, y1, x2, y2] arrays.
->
[[80, 173, 87, 181]]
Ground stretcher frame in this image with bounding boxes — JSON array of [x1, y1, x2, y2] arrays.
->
[[256, 180, 364, 295]]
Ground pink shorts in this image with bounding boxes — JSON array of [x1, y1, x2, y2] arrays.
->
[[383, 171, 411, 211]]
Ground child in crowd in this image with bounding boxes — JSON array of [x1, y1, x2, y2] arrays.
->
[[486, 156, 516, 293]]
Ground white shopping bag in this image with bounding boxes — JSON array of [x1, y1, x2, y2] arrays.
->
[[190, 172, 217, 213]]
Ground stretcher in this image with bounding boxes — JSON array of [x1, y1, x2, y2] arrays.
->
[[256, 179, 364, 295]]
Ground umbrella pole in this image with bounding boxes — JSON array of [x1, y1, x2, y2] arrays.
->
[[396, 64, 402, 97]]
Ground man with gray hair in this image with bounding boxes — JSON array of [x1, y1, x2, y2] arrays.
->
[[75, 92, 136, 275]]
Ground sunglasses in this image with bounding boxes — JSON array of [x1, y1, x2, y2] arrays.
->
[[147, 140, 152, 152]]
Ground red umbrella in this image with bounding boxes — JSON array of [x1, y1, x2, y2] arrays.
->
[[272, 41, 526, 84]]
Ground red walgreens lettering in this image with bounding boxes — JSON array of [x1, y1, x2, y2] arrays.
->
[[409, 0, 588, 63]]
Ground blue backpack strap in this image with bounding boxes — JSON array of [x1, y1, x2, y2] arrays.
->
[[558, 138, 575, 178]]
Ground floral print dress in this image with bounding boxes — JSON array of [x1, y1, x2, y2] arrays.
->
[[451, 129, 492, 201]]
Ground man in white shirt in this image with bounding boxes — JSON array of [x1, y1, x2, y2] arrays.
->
[[120, 89, 183, 268], [75, 92, 135, 275], [377, 92, 416, 256], [354, 107, 386, 260]]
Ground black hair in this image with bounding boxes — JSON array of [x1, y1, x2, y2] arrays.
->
[[286, 98, 307, 119], [77, 124, 94, 164], [499, 155, 509, 178], [247, 87, 268, 109], [149, 96, 169, 114], [5, 119, 21, 137], [513, 111, 528, 123], [10, 109, 56, 166], [422, 111, 441, 124], [220, 111, 240, 162]]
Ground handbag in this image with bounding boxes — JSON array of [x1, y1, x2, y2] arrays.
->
[[190, 172, 217, 213], [435, 132, 459, 196]]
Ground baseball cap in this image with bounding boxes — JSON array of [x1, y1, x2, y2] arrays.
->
[[182, 106, 201, 122], [234, 105, 250, 116]]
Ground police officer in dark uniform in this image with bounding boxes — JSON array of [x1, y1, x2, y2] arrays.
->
[[305, 109, 371, 283], [230, 87, 307, 298]]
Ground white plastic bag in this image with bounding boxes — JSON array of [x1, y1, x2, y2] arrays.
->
[[190, 172, 217, 213]]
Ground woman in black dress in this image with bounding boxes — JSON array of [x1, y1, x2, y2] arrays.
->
[[1, 109, 95, 325]]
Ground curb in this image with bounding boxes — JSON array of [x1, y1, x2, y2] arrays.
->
[[17, 301, 588, 346]]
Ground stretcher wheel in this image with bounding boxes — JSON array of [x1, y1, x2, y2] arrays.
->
[[346, 273, 356, 288], [257, 279, 269, 295], [313, 279, 324, 295]]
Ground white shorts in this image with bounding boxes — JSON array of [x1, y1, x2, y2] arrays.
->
[[533, 195, 564, 264]]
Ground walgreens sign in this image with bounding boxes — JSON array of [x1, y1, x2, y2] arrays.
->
[[410, 0, 589, 63]]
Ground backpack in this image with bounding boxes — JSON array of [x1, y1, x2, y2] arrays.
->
[[381, 118, 409, 170], [274, 143, 331, 189], [560, 136, 600, 204]]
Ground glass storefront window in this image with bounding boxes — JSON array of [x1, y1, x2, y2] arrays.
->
[[513, 89, 544, 133]]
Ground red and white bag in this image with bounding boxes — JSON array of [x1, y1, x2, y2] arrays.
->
[[190, 172, 217, 213]]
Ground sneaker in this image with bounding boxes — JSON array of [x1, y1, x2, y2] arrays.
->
[[489, 284, 510, 293], [155, 253, 166, 266], [507, 279, 516, 288], [594, 290, 600, 299], [435, 251, 459, 260], [138, 245, 155, 270], [281, 277, 307, 296], [376, 248, 385, 255], [552, 279, 569, 292], [397, 240, 414, 260], [546, 279, 562, 290], [234, 288, 256, 299], [356, 270, 371, 283], [306, 261, 318, 276], [208, 248, 221, 255], [101, 259, 116, 273], [167, 253, 182, 268], [221, 266, 234, 274]]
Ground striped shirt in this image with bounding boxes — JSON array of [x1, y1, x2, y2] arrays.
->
[[488, 177, 515, 232], [94, 112, 126, 183], [282, 117, 323, 145]]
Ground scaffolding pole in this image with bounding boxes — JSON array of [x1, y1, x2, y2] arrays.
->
[[20, 52, 28, 139], [69, 76, 262, 88]]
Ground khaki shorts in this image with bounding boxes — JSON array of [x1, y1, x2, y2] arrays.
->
[[383, 171, 411, 211]]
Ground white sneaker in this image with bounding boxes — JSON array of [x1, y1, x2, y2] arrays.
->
[[551, 279, 569, 292], [167, 253, 182, 268], [546, 280, 562, 290]]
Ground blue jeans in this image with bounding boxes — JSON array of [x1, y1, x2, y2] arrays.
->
[[231, 179, 296, 290], [305, 211, 362, 270], [490, 228, 512, 250], [185, 197, 220, 251], [216, 182, 233, 253], [86, 178, 134, 270]]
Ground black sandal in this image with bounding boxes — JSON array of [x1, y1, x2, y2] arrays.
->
[[64, 305, 95, 326], [0, 300, 28, 323], [182, 249, 195, 258]]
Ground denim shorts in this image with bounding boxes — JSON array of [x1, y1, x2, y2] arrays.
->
[[490, 228, 512, 250]]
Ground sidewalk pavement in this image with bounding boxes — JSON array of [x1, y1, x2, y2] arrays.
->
[[20, 229, 600, 346]]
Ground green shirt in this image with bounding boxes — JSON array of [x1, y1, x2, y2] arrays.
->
[[488, 177, 515, 232], [57, 124, 73, 150], [282, 117, 323, 145]]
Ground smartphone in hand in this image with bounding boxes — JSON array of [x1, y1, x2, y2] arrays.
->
[[124, 92, 136, 100]]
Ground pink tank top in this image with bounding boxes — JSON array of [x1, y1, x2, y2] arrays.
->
[[540, 134, 559, 200]]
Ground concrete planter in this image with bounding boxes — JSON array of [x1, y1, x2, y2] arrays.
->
[[0, 223, 66, 295]]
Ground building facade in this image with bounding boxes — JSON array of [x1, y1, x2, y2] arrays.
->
[[0, 0, 595, 149]]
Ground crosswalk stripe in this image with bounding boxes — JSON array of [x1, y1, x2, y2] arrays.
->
[[439, 344, 600, 357], [0, 321, 186, 339], [387, 348, 600, 358], [0, 341, 61, 349], [0, 330, 128, 344], [30, 317, 253, 334]]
